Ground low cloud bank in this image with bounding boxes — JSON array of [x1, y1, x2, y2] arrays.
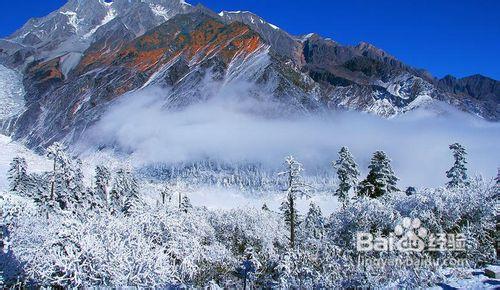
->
[[82, 86, 500, 188]]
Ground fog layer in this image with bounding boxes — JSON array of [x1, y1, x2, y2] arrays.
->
[[83, 86, 500, 188]]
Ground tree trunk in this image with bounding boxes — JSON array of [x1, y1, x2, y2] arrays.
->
[[178, 191, 181, 209], [50, 159, 56, 201], [290, 193, 295, 248], [288, 169, 295, 249], [243, 271, 247, 290]]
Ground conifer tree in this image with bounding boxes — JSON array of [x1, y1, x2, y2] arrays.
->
[[44, 143, 73, 216], [46, 143, 67, 203], [93, 165, 111, 211], [279, 156, 310, 248], [7, 156, 29, 194], [333, 147, 360, 207], [69, 159, 85, 209], [180, 195, 192, 213], [112, 168, 140, 215], [301, 202, 325, 242], [446, 143, 469, 188], [58, 159, 85, 211], [358, 151, 399, 198]]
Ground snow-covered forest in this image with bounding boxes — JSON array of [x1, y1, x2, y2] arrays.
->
[[0, 142, 498, 288]]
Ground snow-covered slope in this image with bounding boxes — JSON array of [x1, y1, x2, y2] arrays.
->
[[0, 65, 25, 119]]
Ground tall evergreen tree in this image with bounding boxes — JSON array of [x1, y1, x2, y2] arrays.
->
[[358, 151, 399, 198], [69, 159, 85, 209], [46, 143, 67, 204], [300, 202, 325, 242], [58, 158, 85, 212], [7, 156, 29, 194], [279, 156, 310, 248], [44, 143, 74, 216], [333, 147, 360, 208], [446, 143, 470, 188], [112, 168, 140, 215], [93, 165, 111, 211]]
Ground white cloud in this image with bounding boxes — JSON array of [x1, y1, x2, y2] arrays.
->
[[80, 84, 500, 189]]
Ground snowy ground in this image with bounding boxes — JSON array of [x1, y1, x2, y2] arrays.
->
[[431, 268, 500, 289], [0, 139, 497, 289], [0, 65, 25, 119]]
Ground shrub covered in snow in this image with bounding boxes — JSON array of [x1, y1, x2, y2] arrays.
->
[[1, 147, 497, 288]]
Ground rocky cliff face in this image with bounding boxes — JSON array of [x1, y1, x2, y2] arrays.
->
[[0, 0, 498, 149]]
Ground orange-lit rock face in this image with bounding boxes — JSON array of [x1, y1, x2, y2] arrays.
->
[[77, 17, 265, 76], [28, 58, 63, 83], [186, 21, 263, 64], [77, 51, 113, 72]]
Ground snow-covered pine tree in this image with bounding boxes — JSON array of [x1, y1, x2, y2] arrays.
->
[[46, 142, 84, 211], [180, 196, 192, 213], [333, 147, 360, 208], [44, 143, 74, 216], [59, 159, 85, 212], [405, 186, 417, 196], [446, 143, 470, 188], [46, 143, 67, 204], [7, 156, 29, 194], [300, 202, 325, 242], [279, 156, 310, 248], [235, 246, 261, 289], [69, 160, 85, 210], [110, 169, 127, 213], [358, 151, 399, 198], [93, 165, 111, 211], [297, 203, 327, 255], [112, 168, 140, 215]]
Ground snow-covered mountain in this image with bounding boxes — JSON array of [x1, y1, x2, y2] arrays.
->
[[0, 0, 498, 150], [0, 0, 191, 65]]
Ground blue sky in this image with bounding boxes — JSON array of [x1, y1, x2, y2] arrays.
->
[[0, 0, 498, 79]]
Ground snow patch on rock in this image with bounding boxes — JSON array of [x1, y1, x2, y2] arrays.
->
[[83, 6, 117, 39], [60, 11, 82, 33], [149, 4, 171, 21]]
